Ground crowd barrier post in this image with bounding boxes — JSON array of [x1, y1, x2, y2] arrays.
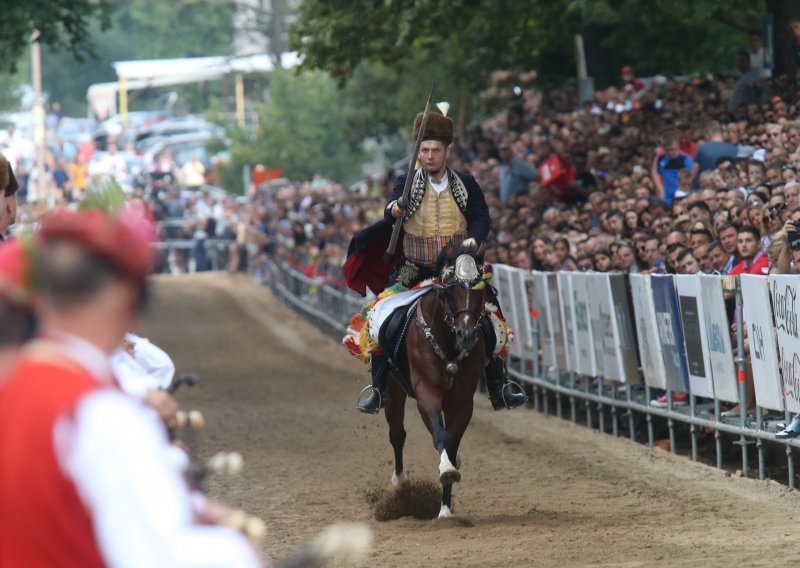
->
[[625, 384, 635, 442], [667, 392, 676, 455], [644, 384, 654, 448], [714, 398, 723, 469], [689, 395, 698, 462], [569, 371, 577, 424], [735, 280, 750, 478], [597, 378, 605, 434]]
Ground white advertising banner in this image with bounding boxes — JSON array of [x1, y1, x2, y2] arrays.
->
[[770, 275, 800, 413], [509, 267, 534, 362], [532, 271, 556, 369], [675, 275, 714, 399], [557, 272, 578, 373], [630, 274, 667, 389], [570, 273, 597, 376], [741, 275, 784, 411], [699, 275, 738, 403], [587, 274, 607, 379], [547, 273, 568, 371]]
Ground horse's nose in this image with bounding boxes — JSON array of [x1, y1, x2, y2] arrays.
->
[[456, 328, 476, 352]]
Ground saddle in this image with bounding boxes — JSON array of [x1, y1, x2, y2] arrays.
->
[[377, 298, 419, 399]]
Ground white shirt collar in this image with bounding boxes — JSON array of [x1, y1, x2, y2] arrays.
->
[[429, 171, 449, 194], [45, 331, 114, 385]]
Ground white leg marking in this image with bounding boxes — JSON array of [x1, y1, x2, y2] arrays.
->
[[438, 450, 461, 484], [390, 470, 409, 489], [438, 504, 453, 519]]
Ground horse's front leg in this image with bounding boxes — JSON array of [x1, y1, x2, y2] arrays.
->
[[384, 378, 409, 488], [414, 382, 460, 486]]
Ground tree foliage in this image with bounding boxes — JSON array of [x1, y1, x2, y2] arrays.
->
[[37, 0, 235, 115], [291, 0, 768, 88], [0, 0, 111, 71], [221, 69, 369, 187]]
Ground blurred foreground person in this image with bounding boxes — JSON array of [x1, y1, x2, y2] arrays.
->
[[0, 209, 260, 567], [0, 239, 36, 380]]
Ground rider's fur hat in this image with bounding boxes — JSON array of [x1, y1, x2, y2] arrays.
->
[[412, 112, 453, 146]]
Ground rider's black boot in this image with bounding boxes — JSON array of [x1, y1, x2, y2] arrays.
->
[[485, 358, 528, 411], [357, 353, 389, 414]]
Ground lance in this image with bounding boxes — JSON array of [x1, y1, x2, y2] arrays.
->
[[383, 84, 436, 264]]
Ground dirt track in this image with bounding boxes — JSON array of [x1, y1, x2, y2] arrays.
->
[[142, 273, 800, 568]]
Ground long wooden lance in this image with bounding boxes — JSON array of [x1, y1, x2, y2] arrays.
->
[[383, 85, 436, 264]]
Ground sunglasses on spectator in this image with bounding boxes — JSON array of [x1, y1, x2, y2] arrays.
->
[[578, 263, 592, 271]]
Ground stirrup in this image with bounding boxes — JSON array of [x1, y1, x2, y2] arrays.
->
[[356, 385, 384, 414], [502, 380, 528, 408]]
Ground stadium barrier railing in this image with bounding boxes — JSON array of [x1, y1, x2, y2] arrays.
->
[[267, 259, 800, 487]]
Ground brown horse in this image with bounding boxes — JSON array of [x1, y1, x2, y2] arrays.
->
[[384, 247, 488, 518]]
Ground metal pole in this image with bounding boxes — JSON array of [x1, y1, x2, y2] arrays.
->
[[584, 375, 592, 428], [235, 73, 245, 128], [119, 76, 128, 129], [611, 381, 619, 438], [736, 280, 749, 478], [667, 391, 676, 455], [30, 30, 46, 202], [714, 399, 723, 469], [645, 384, 654, 448], [756, 405, 765, 480], [626, 384, 635, 442], [690, 394, 698, 462], [555, 367, 563, 419], [597, 378, 605, 434], [569, 372, 577, 423]]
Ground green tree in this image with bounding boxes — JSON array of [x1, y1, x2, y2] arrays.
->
[[291, 0, 779, 88], [0, 0, 111, 72], [38, 0, 235, 116], [221, 69, 368, 189]]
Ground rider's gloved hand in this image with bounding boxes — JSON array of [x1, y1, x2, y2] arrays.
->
[[461, 238, 477, 249]]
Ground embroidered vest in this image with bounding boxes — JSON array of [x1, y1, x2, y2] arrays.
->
[[0, 348, 106, 568], [403, 180, 468, 238]]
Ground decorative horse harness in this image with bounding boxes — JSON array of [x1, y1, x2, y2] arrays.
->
[[415, 254, 489, 385]]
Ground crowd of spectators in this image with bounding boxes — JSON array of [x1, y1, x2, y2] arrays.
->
[[250, 49, 800, 288]]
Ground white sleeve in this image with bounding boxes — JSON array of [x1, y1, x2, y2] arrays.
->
[[110, 349, 155, 401], [131, 338, 176, 390], [56, 391, 260, 568]]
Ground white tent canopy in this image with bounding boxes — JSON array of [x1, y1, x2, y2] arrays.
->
[[86, 52, 300, 118]]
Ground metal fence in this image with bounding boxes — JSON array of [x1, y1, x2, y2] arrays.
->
[[266, 259, 800, 488], [156, 219, 234, 273]]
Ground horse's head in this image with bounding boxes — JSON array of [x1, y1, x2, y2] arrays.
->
[[436, 244, 488, 354]]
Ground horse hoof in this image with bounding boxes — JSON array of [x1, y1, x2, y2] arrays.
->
[[438, 504, 453, 519], [390, 471, 409, 489], [439, 468, 461, 485]]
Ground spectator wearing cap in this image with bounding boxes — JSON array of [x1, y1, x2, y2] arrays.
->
[[729, 225, 769, 275], [691, 121, 738, 185], [654, 129, 693, 206], [498, 139, 537, 204], [620, 66, 645, 94]]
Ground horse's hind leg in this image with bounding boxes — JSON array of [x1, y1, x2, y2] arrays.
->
[[384, 379, 409, 488]]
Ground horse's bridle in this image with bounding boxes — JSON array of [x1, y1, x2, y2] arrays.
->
[[415, 278, 487, 382], [440, 280, 486, 334]]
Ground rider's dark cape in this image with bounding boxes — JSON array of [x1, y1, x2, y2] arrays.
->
[[343, 168, 491, 297]]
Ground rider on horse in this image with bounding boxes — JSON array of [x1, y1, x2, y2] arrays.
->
[[345, 110, 528, 414]]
